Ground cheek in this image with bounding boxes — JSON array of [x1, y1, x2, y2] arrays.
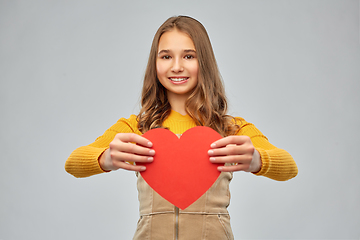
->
[[156, 62, 167, 77], [190, 63, 199, 77]]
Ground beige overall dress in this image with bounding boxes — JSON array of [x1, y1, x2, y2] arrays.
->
[[133, 170, 234, 240]]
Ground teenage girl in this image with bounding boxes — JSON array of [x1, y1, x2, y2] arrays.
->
[[65, 15, 298, 240]]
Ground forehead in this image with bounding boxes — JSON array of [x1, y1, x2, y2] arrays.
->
[[158, 29, 195, 51]]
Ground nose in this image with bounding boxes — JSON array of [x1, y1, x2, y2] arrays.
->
[[171, 58, 184, 73]]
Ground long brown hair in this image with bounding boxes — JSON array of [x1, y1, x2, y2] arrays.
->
[[137, 16, 239, 136]]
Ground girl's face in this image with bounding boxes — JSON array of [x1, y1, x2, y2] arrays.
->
[[156, 29, 199, 99]]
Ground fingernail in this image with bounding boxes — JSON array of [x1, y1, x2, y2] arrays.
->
[[217, 166, 223, 171], [208, 150, 214, 155], [148, 142, 153, 147], [140, 166, 146, 171], [147, 157, 153, 162], [211, 143, 216, 148], [149, 149, 155, 155], [209, 157, 215, 162]]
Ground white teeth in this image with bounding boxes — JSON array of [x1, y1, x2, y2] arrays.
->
[[170, 78, 187, 82]]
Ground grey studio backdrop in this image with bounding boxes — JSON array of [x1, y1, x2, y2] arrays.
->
[[0, 0, 359, 239]]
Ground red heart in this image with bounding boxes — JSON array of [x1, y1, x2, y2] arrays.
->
[[140, 126, 222, 210]]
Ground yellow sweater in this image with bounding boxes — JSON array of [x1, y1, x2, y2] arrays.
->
[[65, 110, 298, 181]]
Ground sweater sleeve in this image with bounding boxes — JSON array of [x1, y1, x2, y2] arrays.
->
[[65, 115, 141, 178], [235, 118, 298, 181]]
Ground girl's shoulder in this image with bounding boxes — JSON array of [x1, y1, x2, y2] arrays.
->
[[232, 116, 246, 127], [114, 114, 137, 124], [232, 116, 266, 137], [126, 114, 139, 123], [110, 114, 141, 135]]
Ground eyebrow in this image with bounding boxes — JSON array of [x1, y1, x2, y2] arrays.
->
[[158, 49, 196, 55]]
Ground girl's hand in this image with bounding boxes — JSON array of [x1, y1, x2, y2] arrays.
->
[[208, 136, 261, 173], [99, 133, 155, 172]]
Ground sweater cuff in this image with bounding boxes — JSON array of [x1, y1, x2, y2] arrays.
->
[[252, 147, 298, 181], [252, 148, 270, 176], [65, 146, 108, 178]]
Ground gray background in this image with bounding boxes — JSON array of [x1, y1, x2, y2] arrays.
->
[[1, 0, 359, 239]]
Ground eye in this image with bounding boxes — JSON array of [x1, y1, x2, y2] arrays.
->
[[184, 55, 194, 60], [161, 55, 171, 60]]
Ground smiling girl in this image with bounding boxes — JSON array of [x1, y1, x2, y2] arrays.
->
[[65, 16, 298, 240]]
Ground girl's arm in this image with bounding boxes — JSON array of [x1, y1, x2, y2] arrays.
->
[[208, 118, 298, 181], [65, 115, 154, 178]]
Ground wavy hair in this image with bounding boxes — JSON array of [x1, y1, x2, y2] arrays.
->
[[137, 16, 239, 137]]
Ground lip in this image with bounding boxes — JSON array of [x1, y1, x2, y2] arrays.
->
[[168, 77, 189, 85]]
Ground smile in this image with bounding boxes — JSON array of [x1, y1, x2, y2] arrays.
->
[[169, 77, 189, 83]]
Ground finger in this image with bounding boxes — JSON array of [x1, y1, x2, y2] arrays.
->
[[208, 145, 248, 157], [211, 135, 250, 149], [114, 161, 147, 172], [217, 164, 250, 172], [209, 155, 251, 164], [111, 151, 154, 163], [114, 141, 155, 156], [116, 133, 153, 148]]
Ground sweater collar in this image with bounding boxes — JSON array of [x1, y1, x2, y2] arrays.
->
[[168, 110, 193, 121]]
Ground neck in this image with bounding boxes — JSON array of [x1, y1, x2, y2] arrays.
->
[[167, 91, 189, 116]]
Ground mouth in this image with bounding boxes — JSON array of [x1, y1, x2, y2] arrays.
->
[[168, 77, 189, 84]]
